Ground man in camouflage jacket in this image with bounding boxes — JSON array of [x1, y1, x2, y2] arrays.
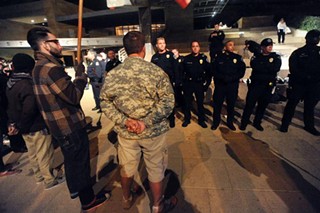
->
[[100, 31, 175, 212]]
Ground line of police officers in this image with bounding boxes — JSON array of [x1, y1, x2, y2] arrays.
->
[[150, 30, 320, 136]]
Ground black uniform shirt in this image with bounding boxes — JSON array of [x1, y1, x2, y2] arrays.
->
[[182, 53, 211, 84], [208, 30, 225, 49], [105, 59, 121, 72], [212, 51, 246, 83], [250, 52, 281, 83], [151, 51, 176, 81], [289, 44, 320, 84]]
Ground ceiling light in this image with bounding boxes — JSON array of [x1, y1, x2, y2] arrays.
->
[[44, 18, 47, 21], [31, 19, 35, 23]]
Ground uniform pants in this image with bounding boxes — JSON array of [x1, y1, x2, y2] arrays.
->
[[183, 81, 205, 122], [22, 130, 55, 184], [241, 83, 273, 125], [54, 127, 95, 205], [213, 81, 239, 125], [278, 30, 285, 43], [281, 83, 319, 129], [91, 81, 102, 108]]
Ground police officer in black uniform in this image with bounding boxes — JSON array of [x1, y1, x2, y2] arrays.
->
[[172, 48, 184, 108], [151, 37, 176, 127], [181, 40, 212, 128], [105, 50, 121, 73], [280, 30, 320, 136], [211, 40, 246, 131], [240, 38, 282, 131], [208, 24, 225, 62]]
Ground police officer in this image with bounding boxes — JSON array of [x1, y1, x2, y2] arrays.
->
[[211, 40, 246, 130], [181, 40, 212, 128], [208, 24, 225, 62], [280, 30, 320, 136], [240, 38, 282, 131], [105, 49, 121, 73], [172, 48, 184, 108], [86, 50, 105, 112], [151, 37, 176, 127]]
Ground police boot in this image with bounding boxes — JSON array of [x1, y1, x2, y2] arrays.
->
[[253, 122, 264, 131], [304, 127, 320, 136], [227, 122, 236, 131]]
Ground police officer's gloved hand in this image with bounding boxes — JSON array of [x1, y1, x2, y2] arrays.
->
[[75, 61, 85, 77]]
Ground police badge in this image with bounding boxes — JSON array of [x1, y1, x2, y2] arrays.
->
[[269, 58, 274, 63], [166, 54, 170, 58], [233, 59, 237, 63], [200, 59, 203, 64]]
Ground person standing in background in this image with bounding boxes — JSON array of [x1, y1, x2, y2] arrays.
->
[[277, 18, 287, 44], [208, 23, 225, 62], [86, 49, 104, 112], [211, 41, 246, 131]]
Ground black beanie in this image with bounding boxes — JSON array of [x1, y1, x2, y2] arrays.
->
[[12, 53, 35, 73]]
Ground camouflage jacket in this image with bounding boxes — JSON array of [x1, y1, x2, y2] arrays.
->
[[100, 56, 175, 139]]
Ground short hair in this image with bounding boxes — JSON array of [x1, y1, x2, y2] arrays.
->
[[87, 49, 97, 56], [123, 31, 145, 55], [27, 27, 51, 51], [156, 37, 165, 43], [190, 40, 200, 47], [224, 40, 233, 46]]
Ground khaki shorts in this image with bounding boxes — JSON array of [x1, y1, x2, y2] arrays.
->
[[117, 133, 168, 183]]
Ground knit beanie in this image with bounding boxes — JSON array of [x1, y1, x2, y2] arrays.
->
[[12, 53, 35, 73]]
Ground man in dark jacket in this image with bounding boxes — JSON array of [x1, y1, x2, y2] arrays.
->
[[0, 65, 21, 177], [105, 49, 121, 73], [280, 30, 320, 135], [211, 41, 246, 130], [6, 53, 61, 188], [181, 40, 212, 128], [208, 24, 225, 62], [27, 27, 109, 211], [240, 38, 282, 131]]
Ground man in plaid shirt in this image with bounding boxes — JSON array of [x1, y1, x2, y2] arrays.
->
[[27, 27, 109, 211]]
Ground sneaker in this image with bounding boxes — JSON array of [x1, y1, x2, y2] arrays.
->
[[198, 121, 207, 128], [253, 123, 264, 131], [44, 176, 65, 190], [182, 120, 190, 127], [70, 192, 79, 199], [227, 123, 236, 131], [82, 193, 110, 211], [0, 169, 22, 177]]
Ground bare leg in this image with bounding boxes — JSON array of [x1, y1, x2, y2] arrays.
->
[[121, 176, 134, 199], [149, 180, 163, 207]]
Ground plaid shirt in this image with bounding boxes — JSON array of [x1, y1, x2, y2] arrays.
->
[[32, 52, 87, 137]]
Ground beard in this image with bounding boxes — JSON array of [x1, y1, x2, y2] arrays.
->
[[50, 48, 63, 58]]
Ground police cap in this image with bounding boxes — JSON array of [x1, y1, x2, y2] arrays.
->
[[260, 38, 273, 47], [305, 29, 320, 44]]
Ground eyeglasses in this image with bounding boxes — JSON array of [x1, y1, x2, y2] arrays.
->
[[45, 39, 60, 44]]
